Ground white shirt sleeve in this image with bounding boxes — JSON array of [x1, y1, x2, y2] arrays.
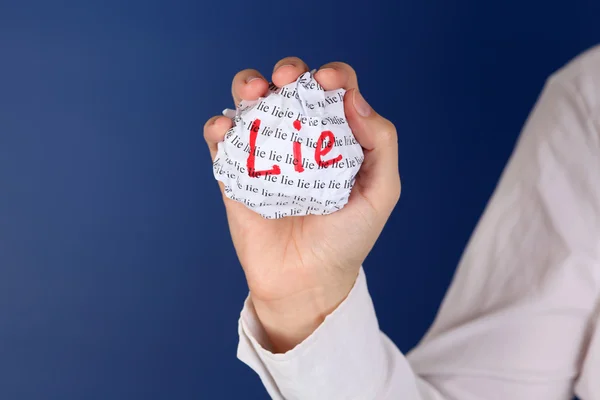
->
[[236, 46, 600, 400]]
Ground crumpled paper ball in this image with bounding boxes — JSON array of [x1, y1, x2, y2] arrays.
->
[[213, 70, 364, 219]]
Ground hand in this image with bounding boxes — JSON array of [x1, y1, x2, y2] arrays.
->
[[204, 57, 400, 353]]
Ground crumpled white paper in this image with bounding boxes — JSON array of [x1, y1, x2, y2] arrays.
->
[[213, 70, 364, 219]]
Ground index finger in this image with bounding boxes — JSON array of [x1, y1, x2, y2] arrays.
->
[[231, 69, 269, 107], [204, 115, 233, 161]]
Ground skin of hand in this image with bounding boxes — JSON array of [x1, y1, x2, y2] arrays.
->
[[204, 57, 400, 353]]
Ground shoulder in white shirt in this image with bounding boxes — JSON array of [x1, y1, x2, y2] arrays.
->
[[236, 44, 600, 400]]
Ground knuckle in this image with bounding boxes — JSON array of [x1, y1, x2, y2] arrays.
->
[[203, 116, 221, 138], [379, 118, 398, 143], [274, 56, 305, 69], [325, 61, 357, 79], [231, 69, 262, 103], [233, 69, 260, 84], [340, 62, 356, 76]]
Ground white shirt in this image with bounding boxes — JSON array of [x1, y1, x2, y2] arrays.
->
[[236, 45, 600, 400]]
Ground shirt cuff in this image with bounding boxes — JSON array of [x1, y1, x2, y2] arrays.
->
[[236, 267, 389, 400]]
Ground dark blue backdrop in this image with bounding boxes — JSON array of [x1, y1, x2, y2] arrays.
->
[[1, 1, 598, 399]]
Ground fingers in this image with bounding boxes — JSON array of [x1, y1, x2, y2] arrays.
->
[[271, 56, 309, 88], [231, 60, 357, 106], [204, 115, 233, 161], [226, 60, 399, 219], [231, 69, 269, 106], [231, 57, 309, 106], [203, 113, 267, 228], [314, 62, 359, 91], [344, 89, 401, 213]]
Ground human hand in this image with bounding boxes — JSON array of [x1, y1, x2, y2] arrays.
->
[[204, 57, 400, 353]]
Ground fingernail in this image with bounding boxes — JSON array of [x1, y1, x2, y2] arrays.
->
[[353, 90, 371, 117], [315, 67, 335, 78], [275, 63, 295, 72], [207, 116, 219, 126], [246, 76, 261, 83]]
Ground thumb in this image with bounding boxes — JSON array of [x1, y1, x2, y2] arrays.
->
[[344, 89, 401, 211]]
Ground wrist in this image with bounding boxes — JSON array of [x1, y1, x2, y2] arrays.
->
[[251, 278, 356, 353]]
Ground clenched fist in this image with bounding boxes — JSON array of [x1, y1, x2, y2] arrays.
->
[[204, 57, 400, 353]]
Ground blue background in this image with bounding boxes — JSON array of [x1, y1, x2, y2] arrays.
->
[[1, 1, 598, 398]]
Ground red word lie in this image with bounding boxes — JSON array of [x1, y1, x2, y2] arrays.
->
[[246, 118, 342, 178]]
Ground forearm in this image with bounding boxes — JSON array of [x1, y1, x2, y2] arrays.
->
[[239, 263, 584, 400], [250, 275, 357, 353], [238, 267, 434, 400]]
